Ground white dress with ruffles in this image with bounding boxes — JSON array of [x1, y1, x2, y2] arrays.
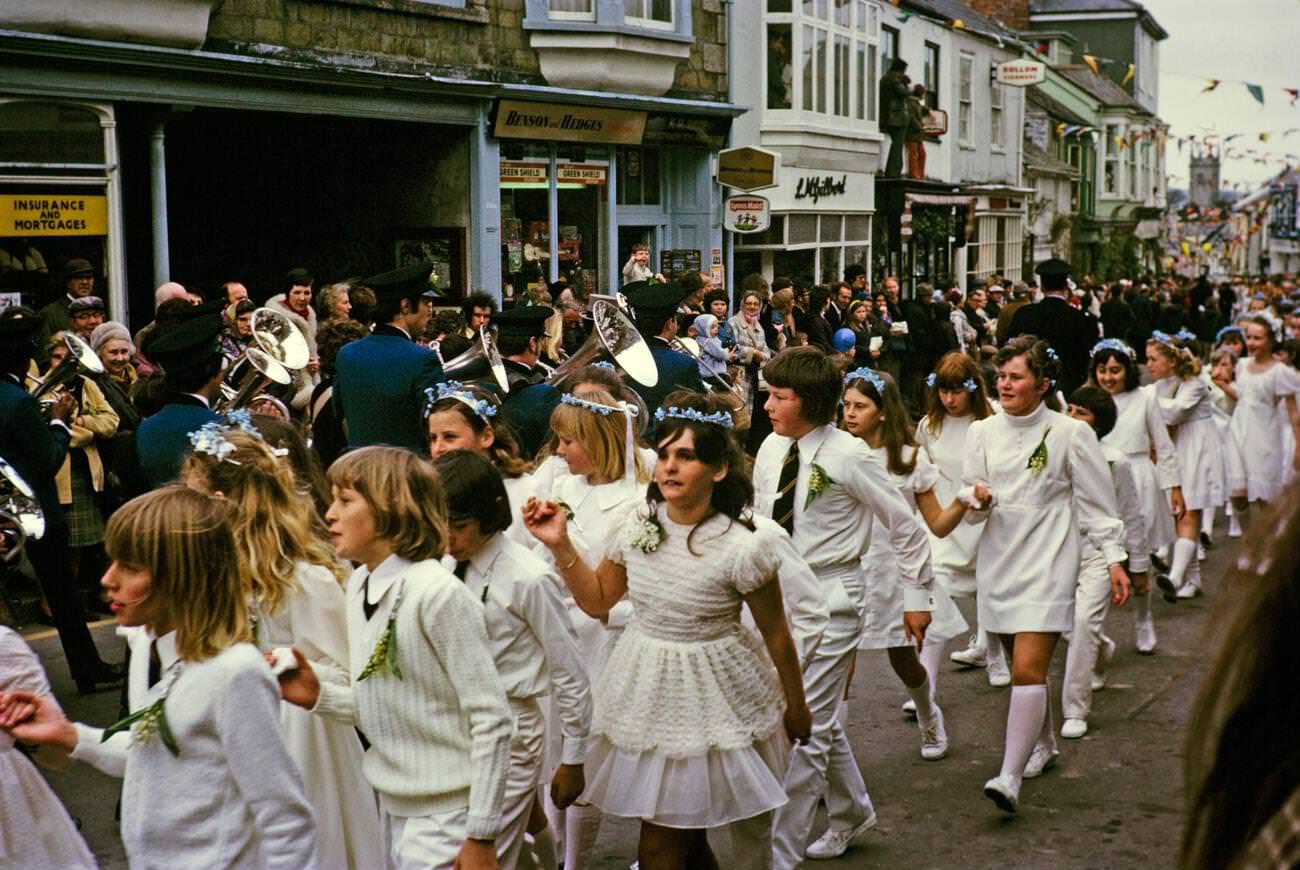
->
[[1153, 376, 1224, 512], [859, 443, 968, 648], [1230, 360, 1300, 503], [1103, 386, 1180, 555], [583, 511, 789, 829]]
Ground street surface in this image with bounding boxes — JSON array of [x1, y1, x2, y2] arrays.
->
[[26, 536, 1229, 869]]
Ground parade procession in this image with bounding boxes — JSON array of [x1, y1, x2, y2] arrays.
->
[[2, 1, 1300, 868]]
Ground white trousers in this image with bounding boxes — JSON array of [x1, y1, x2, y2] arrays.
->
[[771, 637, 871, 870], [500, 698, 546, 870], [385, 807, 468, 870], [1062, 552, 1110, 721]]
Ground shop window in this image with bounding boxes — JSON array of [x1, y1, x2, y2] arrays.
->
[[774, 249, 816, 289], [881, 25, 898, 68], [990, 81, 1004, 149], [788, 214, 818, 245], [833, 34, 850, 117], [0, 103, 104, 165], [768, 0, 792, 10], [958, 53, 973, 145], [819, 214, 843, 243], [845, 213, 870, 242], [767, 23, 794, 109], [767, 0, 879, 124], [616, 147, 661, 206], [923, 42, 940, 110], [820, 246, 841, 283]]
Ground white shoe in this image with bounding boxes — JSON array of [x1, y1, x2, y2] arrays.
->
[[1061, 718, 1088, 739], [919, 705, 949, 760], [950, 639, 988, 668], [987, 654, 1011, 687], [1197, 544, 1207, 561], [1176, 582, 1202, 600], [901, 698, 917, 718], [983, 775, 1020, 813], [804, 812, 878, 860], [1093, 635, 1116, 689], [1229, 517, 1243, 538], [1135, 612, 1157, 655], [1022, 741, 1059, 779]]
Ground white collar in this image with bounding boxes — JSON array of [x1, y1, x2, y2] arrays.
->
[[794, 423, 833, 463], [354, 553, 413, 607], [155, 630, 180, 670], [183, 392, 211, 408]]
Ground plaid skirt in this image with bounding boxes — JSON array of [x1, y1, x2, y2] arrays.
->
[[64, 453, 105, 547]]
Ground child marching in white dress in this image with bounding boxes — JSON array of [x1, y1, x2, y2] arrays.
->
[[963, 337, 1129, 813], [1230, 314, 1300, 511], [525, 390, 810, 870], [181, 421, 384, 870], [916, 352, 1006, 684]]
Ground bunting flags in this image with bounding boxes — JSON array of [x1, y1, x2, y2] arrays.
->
[[1246, 83, 1265, 105], [1202, 79, 1221, 93], [951, 19, 965, 29], [1082, 54, 1100, 75], [1225, 133, 1242, 143], [1122, 64, 1135, 87], [1055, 122, 1066, 137], [1260, 132, 1271, 142]]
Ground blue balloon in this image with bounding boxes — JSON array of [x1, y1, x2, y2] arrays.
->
[[833, 328, 856, 353]]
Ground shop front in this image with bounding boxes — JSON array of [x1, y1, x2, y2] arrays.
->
[[733, 167, 874, 289]]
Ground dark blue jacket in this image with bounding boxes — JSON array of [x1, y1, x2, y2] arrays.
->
[[500, 383, 562, 461], [334, 326, 444, 454], [0, 375, 70, 536], [631, 338, 706, 415], [136, 396, 220, 488]]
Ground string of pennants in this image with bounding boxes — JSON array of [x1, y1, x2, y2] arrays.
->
[[1052, 123, 1167, 151], [1171, 130, 1300, 167], [1198, 79, 1300, 107]]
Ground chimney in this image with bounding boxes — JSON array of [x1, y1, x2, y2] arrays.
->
[[964, 0, 1030, 30]]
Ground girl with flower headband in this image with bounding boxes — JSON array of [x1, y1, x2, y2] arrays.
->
[[837, 367, 980, 764], [181, 428, 384, 870], [0, 486, 320, 867], [1228, 314, 1300, 512], [1146, 334, 1224, 603], [917, 352, 1005, 684], [963, 335, 1130, 814], [535, 385, 648, 870], [1205, 347, 1246, 541], [424, 380, 538, 550], [1089, 337, 1183, 654], [523, 389, 811, 869], [277, 445, 512, 870]]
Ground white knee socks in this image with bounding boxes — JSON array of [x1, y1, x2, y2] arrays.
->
[[1168, 537, 1197, 588], [906, 675, 937, 724], [1203, 504, 1217, 539], [1135, 589, 1152, 621], [999, 684, 1048, 785], [920, 641, 945, 699], [564, 803, 602, 870], [1185, 548, 1203, 591]]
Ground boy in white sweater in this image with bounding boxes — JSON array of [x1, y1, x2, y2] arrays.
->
[[280, 446, 513, 870]]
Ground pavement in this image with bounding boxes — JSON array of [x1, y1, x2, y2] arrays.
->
[[21, 533, 1233, 870]]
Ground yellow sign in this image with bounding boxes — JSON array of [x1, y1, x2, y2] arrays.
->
[[717, 147, 779, 192], [494, 100, 646, 145], [0, 194, 107, 237], [500, 162, 608, 187]]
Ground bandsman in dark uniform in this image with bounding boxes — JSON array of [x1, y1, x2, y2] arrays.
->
[[333, 263, 443, 453], [134, 308, 225, 488], [495, 304, 561, 460], [1007, 258, 1100, 397], [622, 279, 705, 413]]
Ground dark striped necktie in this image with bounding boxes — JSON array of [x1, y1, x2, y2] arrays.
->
[[774, 441, 800, 535]]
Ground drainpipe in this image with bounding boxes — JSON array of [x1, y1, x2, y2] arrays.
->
[[723, 0, 735, 302], [149, 118, 170, 288]]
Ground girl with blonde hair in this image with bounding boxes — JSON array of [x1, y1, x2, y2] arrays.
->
[[1147, 332, 1223, 602], [0, 486, 319, 867], [917, 352, 1004, 682], [182, 422, 383, 870]]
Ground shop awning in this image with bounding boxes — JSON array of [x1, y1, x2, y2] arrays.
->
[[900, 193, 974, 239]]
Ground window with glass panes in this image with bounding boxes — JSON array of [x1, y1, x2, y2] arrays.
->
[[1127, 134, 1137, 198], [958, 53, 973, 144], [625, 0, 672, 28], [548, 0, 594, 18], [1103, 124, 1119, 196], [990, 81, 1004, 148], [734, 210, 872, 285], [923, 42, 939, 110], [765, 0, 880, 125]]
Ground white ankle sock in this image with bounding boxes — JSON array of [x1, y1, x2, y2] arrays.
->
[[1169, 537, 1197, 587], [564, 803, 602, 870], [1204, 504, 1217, 538], [999, 684, 1047, 783], [906, 675, 937, 723]]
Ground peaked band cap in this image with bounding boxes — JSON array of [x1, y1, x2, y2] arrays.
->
[[495, 305, 555, 338], [363, 263, 438, 301]]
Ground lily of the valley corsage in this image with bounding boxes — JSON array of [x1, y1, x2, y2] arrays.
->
[[805, 463, 835, 508], [627, 514, 663, 554], [358, 580, 404, 681], [1027, 427, 1051, 476], [103, 664, 182, 756]]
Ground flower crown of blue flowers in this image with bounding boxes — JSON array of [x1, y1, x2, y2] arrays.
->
[[654, 406, 735, 430], [1149, 330, 1178, 347], [590, 360, 616, 372], [1090, 338, 1135, 360], [425, 380, 497, 424], [845, 367, 887, 395], [187, 410, 284, 465], [560, 392, 631, 416], [1215, 325, 1244, 345], [1045, 347, 1059, 362], [926, 372, 979, 392], [1175, 328, 1198, 342]]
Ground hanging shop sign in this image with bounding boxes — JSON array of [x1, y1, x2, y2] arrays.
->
[[717, 146, 780, 192], [493, 100, 647, 145], [724, 195, 772, 234], [0, 194, 107, 236], [994, 60, 1046, 87]]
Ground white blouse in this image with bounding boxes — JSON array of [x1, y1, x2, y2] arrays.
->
[[1104, 386, 1181, 490]]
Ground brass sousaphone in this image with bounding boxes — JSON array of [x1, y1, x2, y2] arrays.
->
[[549, 294, 659, 388], [216, 308, 310, 412], [0, 458, 44, 562]]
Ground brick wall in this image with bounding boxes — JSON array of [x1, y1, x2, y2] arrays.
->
[[964, 0, 1029, 30], [207, 0, 728, 100]]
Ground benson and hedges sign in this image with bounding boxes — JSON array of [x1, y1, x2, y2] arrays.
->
[[493, 100, 647, 145]]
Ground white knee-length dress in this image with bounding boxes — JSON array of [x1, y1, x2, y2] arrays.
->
[[1153, 376, 1224, 512], [859, 443, 968, 648], [583, 510, 789, 829], [915, 414, 986, 597], [962, 402, 1127, 633], [1230, 359, 1300, 503], [1103, 386, 1180, 555]]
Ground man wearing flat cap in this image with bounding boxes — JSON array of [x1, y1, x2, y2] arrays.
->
[[496, 305, 561, 460], [68, 295, 106, 343], [35, 258, 98, 365], [334, 263, 443, 453], [623, 279, 705, 413], [0, 309, 124, 692], [1007, 258, 1100, 395], [132, 308, 226, 488]]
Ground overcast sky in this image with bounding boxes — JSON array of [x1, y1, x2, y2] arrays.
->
[[1143, 0, 1300, 192]]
